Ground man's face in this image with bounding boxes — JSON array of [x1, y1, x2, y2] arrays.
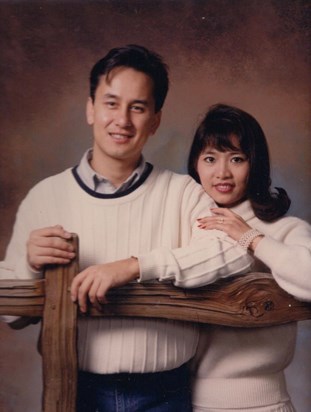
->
[[86, 67, 161, 173]]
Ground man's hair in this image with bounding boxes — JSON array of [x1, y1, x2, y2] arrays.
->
[[89, 44, 169, 113]]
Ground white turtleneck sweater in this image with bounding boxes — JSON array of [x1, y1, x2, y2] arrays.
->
[[1, 165, 252, 374], [192, 200, 311, 412]]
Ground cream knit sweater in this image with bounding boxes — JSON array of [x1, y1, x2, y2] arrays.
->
[[192, 200, 311, 412], [1, 166, 251, 374]]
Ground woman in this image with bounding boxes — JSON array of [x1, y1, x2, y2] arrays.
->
[[187, 104, 311, 412]]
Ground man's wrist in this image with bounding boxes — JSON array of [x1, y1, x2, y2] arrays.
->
[[129, 256, 140, 280]]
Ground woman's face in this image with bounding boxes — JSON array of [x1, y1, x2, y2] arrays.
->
[[196, 134, 250, 208]]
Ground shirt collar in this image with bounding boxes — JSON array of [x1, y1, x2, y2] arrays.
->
[[76, 148, 147, 195]]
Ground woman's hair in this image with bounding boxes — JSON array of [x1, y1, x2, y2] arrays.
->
[[187, 103, 291, 221]]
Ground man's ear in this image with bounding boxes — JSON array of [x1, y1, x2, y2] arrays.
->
[[150, 110, 162, 135], [86, 97, 94, 125]]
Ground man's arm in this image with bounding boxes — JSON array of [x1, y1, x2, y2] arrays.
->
[[17, 174, 252, 313], [70, 257, 139, 313], [69, 181, 253, 312], [69, 232, 252, 313]]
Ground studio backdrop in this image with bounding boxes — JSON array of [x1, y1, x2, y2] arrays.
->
[[0, 1, 310, 411]]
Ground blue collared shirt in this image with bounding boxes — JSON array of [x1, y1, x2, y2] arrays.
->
[[76, 148, 147, 195]]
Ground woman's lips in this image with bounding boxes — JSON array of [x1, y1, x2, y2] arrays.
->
[[214, 183, 234, 193]]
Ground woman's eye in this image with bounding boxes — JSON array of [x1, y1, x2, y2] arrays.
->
[[204, 156, 215, 163], [232, 156, 245, 163]]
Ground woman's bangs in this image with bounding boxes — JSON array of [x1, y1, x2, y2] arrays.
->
[[204, 132, 241, 152]]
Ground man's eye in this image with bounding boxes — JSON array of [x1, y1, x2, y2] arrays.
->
[[106, 101, 116, 108], [131, 105, 144, 112]]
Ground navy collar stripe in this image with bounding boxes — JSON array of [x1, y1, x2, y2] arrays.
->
[[71, 163, 153, 199]]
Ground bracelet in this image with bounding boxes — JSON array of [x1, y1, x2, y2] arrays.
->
[[238, 229, 263, 250]]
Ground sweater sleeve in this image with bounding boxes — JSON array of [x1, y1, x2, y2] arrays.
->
[[138, 236, 253, 287], [0, 189, 44, 324], [254, 218, 311, 302], [138, 179, 253, 287], [1, 192, 44, 282]]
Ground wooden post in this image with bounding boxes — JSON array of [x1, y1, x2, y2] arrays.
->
[[41, 234, 79, 412]]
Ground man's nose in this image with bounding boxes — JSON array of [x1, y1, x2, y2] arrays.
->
[[115, 108, 132, 128]]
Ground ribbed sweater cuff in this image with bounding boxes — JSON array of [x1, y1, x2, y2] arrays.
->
[[193, 373, 290, 409], [137, 248, 172, 282]]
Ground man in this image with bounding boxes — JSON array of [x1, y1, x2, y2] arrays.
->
[[2, 45, 252, 411]]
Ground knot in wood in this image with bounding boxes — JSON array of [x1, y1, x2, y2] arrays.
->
[[264, 300, 274, 311], [245, 301, 262, 317]]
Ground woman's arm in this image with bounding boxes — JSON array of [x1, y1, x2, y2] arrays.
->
[[197, 208, 311, 301]]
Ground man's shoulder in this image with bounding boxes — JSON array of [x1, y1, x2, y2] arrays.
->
[[26, 168, 74, 196], [150, 166, 211, 203], [152, 166, 198, 186], [34, 167, 72, 184]]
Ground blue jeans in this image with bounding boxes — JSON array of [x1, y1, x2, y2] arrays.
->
[[77, 363, 192, 411]]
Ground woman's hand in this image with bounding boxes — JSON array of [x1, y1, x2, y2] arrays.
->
[[197, 208, 264, 251], [197, 208, 252, 242]]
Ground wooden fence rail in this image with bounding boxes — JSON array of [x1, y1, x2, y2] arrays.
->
[[1, 235, 311, 411]]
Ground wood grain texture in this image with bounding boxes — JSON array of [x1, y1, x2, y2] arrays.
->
[[89, 273, 311, 327], [0, 279, 44, 317], [41, 235, 79, 412], [1, 274, 311, 327]]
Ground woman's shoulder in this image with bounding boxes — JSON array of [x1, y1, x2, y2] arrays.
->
[[256, 213, 311, 242], [265, 213, 310, 228]]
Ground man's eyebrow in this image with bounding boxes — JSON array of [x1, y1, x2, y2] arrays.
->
[[102, 94, 149, 106], [103, 93, 118, 99], [131, 99, 149, 106]]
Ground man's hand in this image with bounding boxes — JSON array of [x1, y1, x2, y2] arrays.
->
[[27, 225, 76, 271], [70, 257, 140, 313]]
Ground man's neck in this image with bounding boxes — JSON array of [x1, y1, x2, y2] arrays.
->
[[90, 155, 141, 188]]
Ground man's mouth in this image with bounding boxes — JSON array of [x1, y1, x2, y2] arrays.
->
[[110, 133, 134, 141]]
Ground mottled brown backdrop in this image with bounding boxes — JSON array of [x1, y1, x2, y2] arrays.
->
[[0, 1, 310, 411]]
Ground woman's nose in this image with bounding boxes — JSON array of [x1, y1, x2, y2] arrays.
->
[[216, 162, 232, 178]]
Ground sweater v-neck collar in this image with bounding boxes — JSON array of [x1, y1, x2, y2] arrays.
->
[[71, 162, 154, 199]]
